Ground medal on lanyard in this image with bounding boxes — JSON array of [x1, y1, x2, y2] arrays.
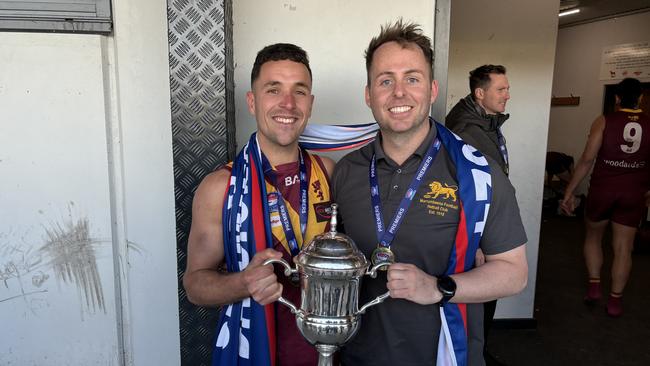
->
[[262, 150, 308, 285], [369, 138, 441, 269]]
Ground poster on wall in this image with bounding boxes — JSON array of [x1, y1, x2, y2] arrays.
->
[[599, 42, 650, 81]]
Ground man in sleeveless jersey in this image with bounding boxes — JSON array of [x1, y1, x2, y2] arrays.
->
[[333, 20, 528, 366], [183, 43, 334, 365], [561, 78, 649, 317]]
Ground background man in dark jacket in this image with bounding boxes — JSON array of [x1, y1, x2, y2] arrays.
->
[[446, 64, 512, 366], [446, 64, 511, 176]]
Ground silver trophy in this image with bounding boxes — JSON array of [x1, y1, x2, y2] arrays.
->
[[264, 203, 389, 366]]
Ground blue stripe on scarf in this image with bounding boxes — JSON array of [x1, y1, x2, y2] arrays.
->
[[213, 134, 273, 366], [438, 123, 491, 271], [436, 121, 492, 366]]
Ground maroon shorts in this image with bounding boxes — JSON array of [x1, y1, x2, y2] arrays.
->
[[585, 182, 647, 227]]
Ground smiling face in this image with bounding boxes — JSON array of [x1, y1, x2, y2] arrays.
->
[[365, 41, 438, 138], [475, 73, 510, 114], [247, 59, 314, 152]]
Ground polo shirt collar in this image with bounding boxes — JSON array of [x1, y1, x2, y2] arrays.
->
[[372, 118, 438, 163]]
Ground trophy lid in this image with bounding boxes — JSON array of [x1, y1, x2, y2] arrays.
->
[[295, 204, 368, 272]]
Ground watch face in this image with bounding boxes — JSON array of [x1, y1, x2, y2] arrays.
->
[[438, 276, 457, 296]]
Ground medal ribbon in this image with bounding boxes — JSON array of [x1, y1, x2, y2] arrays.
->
[[369, 137, 441, 248], [261, 149, 308, 256]]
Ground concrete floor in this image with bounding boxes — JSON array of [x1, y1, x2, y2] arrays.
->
[[489, 215, 650, 366]]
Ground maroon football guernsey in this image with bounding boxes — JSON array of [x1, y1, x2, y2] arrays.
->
[[591, 109, 650, 190], [268, 154, 331, 366]]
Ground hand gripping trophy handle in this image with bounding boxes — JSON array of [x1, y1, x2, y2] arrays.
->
[[262, 257, 301, 314]]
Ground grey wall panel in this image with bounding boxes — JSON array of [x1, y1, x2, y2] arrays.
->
[[168, 0, 234, 365]]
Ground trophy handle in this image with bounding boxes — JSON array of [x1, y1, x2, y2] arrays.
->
[[263, 258, 300, 314], [357, 291, 390, 315], [366, 262, 391, 278], [356, 262, 392, 315]]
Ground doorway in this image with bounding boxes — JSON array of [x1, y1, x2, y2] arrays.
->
[[603, 82, 650, 114]]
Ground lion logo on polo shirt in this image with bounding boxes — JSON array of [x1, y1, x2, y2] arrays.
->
[[424, 181, 458, 202], [419, 180, 459, 217]]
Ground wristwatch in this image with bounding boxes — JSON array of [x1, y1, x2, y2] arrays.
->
[[437, 275, 457, 303]]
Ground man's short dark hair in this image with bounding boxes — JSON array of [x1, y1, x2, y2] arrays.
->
[[469, 65, 507, 95], [250, 43, 312, 87], [616, 78, 642, 109], [364, 19, 434, 84]]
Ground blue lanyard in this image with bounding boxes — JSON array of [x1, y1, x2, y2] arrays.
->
[[496, 128, 509, 175], [261, 150, 308, 256], [370, 137, 441, 248]]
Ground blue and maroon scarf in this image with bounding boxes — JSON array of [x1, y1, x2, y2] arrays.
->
[[214, 134, 276, 366], [434, 121, 492, 366]]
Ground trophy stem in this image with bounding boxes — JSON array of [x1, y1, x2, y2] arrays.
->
[[316, 344, 338, 366]]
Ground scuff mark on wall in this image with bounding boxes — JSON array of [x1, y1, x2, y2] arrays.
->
[[283, 3, 297, 11], [2, 205, 145, 318], [40, 216, 106, 316], [31, 270, 49, 287], [1, 229, 49, 313]]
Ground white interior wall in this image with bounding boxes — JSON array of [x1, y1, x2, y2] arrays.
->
[[110, 0, 180, 365], [0, 0, 180, 364], [549, 11, 650, 195], [0, 33, 119, 365], [447, 0, 560, 319], [233, 0, 434, 160]]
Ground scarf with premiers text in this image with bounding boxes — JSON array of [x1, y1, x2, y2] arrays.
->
[[434, 121, 492, 366], [214, 133, 276, 366]]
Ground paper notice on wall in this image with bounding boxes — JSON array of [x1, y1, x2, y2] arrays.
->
[[599, 42, 650, 81]]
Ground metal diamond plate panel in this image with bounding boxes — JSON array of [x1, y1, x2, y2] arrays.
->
[[168, 0, 235, 365]]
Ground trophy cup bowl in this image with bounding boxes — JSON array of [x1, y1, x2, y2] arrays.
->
[[264, 204, 389, 366]]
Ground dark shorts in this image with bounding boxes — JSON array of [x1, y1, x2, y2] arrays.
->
[[585, 183, 647, 227]]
